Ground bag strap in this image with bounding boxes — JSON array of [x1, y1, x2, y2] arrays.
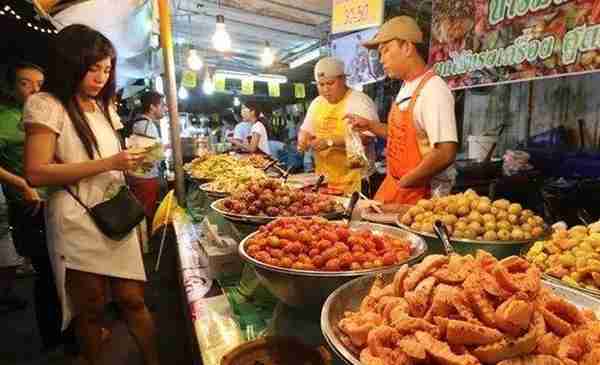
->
[[64, 185, 92, 212], [62, 102, 131, 204]]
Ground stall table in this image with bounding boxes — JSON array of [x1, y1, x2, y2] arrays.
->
[[173, 193, 345, 365]]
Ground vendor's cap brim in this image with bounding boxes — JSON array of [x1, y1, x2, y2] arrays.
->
[[362, 16, 424, 49]]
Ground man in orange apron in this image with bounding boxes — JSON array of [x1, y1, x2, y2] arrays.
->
[[298, 57, 379, 195], [350, 16, 458, 209]]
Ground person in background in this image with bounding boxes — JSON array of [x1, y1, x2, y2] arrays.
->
[[229, 112, 252, 148], [234, 102, 271, 156], [298, 57, 379, 195], [130, 91, 165, 233], [0, 63, 43, 314], [23, 24, 158, 365], [351, 16, 458, 210]]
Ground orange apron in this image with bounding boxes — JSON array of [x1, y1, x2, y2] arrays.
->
[[375, 71, 435, 205]]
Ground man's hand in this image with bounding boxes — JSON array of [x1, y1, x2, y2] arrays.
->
[[20, 182, 42, 216], [346, 114, 372, 132], [311, 138, 331, 152]]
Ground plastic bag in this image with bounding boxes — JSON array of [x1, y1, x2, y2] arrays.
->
[[345, 125, 368, 170]]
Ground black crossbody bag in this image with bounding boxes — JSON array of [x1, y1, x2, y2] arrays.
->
[[64, 107, 145, 241]]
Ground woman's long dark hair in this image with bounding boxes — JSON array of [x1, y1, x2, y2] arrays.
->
[[44, 24, 117, 159]]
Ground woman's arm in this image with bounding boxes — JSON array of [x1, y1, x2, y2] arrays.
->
[[25, 123, 144, 187]]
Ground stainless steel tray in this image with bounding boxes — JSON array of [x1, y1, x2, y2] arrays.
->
[[198, 182, 230, 199], [396, 221, 539, 246], [238, 221, 428, 307], [321, 272, 600, 365], [210, 197, 348, 225]]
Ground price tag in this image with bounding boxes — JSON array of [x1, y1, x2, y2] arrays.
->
[[268, 81, 280, 97], [241, 79, 254, 95], [294, 83, 306, 99], [181, 70, 197, 88], [331, 0, 384, 34]]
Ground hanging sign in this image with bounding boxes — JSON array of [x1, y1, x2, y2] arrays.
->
[[294, 83, 306, 99], [430, 0, 600, 90], [241, 78, 254, 95], [331, 0, 384, 34], [181, 70, 197, 88], [268, 81, 281, 97], [214, 74, 226, 92]]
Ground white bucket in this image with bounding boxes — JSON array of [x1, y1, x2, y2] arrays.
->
[[468, 135, 498, 162]]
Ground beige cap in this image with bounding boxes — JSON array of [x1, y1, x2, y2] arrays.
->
[[314, 57, 346, 81], [362, 16, 423, 49]]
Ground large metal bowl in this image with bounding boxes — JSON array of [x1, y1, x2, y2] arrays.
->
[[321, 272, 600, 365], [211, 198, 348, 225], [396, 220, 541, 258], [238, 222, 427, 308]]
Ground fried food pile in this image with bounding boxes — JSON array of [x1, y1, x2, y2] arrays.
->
[[526, 224, 600, 292], [222, 179, 342, 217], [399, 190, 546, 242], [185, 155, 266, 187], [337, 251, 600, 365], [242, 154, 273, 169], [246, 217, 412, 271]]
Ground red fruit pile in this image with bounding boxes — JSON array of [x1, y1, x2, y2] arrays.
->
[[245, 218, 413, 271], [222, 179, 341, 217]]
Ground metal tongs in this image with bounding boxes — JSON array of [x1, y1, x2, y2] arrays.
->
[[343, 191, 360, 225], [433, 220, 456, 255], [262, 159, 279, 172], [313, 175, 325, 193], [281, 166, 293, 185], [358, 191, 383, 214], [578, 208, 593, 226]]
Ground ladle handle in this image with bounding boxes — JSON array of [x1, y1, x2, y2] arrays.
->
[[313, 175, 325, 193]]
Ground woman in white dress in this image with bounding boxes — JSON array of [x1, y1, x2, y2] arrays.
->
[[23, 25, 159, 365], [235, 102, 271, 156]]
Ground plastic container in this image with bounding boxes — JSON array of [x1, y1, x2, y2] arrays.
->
[[468, 135, 498, 161]]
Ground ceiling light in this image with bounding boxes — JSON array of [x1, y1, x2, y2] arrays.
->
[[187, 49, 203, 71], [261, 41, 275, 67], [212, 15, 231, 53], [178, 85, 188, 100], [3, 5, 10, 11], [203, 73, 215, 95], [233, 96, 240, 107]]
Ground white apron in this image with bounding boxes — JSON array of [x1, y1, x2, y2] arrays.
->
[[23, 93, 146, 330]]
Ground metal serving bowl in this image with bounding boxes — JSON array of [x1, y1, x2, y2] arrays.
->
[[198, 182, 230, 199], [321, 272, 600, 365], [211, 197, 349, 225], [396, 220, 542, 258], [238, 222, 428, 308]]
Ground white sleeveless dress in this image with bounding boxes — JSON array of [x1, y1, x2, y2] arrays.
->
[[23, 93, 146, 330]]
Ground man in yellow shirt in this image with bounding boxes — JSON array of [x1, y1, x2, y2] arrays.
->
[[298, 57, 379, 195]]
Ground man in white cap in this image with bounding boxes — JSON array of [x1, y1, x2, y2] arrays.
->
[[298, 57, 379, 195], [350, 16, 458, 207]]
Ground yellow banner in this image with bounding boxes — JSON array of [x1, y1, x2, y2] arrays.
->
[[181, 70, 197, 88], [241, 79, 254, 95], [294, 83, 306, 99], [331, 0, 384, 34], [214, 74, 226, 92], [268, 81, 280, 98]]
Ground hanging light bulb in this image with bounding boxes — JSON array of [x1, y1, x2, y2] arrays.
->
[[203, 73, 215, 95], [187, 49, 203, 71], [233, 96, 240, 107], [261, 41, 275, 67], [212, 15, 231, 52], [178, 85, 188, 100]]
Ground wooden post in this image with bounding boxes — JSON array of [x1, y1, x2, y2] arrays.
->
[[157, 0, 186, 205]]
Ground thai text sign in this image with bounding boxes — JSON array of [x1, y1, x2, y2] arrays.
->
[[331, 0, 384, 34], [429, 0, 600, 89]]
